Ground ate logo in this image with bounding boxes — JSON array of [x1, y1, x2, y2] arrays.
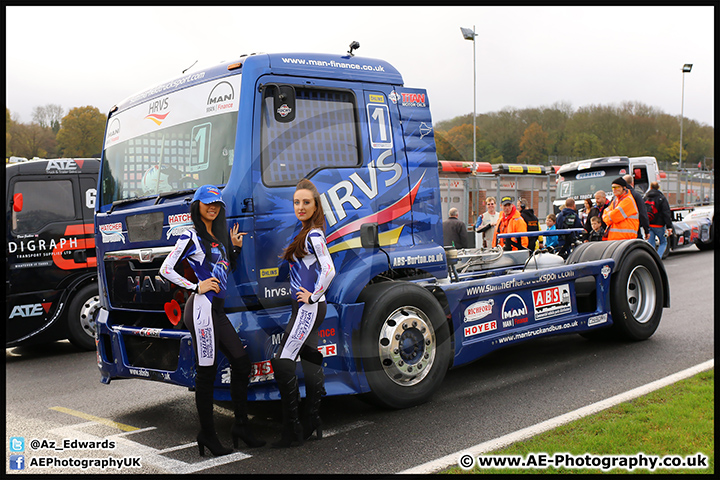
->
[[10, 302, 52, 319], [46, 159, 82, 173]]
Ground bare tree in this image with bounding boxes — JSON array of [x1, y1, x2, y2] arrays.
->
[[32, 104, 65, 134]]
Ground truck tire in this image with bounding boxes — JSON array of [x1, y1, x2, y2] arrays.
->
[[695, 217, 714, 251], [567, 240, 666, 341], [67, 284, 100, 351], [357, 282, 451, 409], [609, 248, 664, 341]]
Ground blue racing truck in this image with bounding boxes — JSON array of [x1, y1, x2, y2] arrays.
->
[[95, 51, 670, 408]]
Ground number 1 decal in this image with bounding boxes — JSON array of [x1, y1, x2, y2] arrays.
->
[[367, 104, 392, 150]]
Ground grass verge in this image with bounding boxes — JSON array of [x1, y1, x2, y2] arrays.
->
[[443, 368, 713, 474]]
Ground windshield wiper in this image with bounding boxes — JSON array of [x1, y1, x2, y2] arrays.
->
[[107, 196, 143, 214], [154, 189, 197, 205]]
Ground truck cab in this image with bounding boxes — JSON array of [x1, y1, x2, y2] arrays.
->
[[6, 158, 100, 350], [554, 156, 661, 213]]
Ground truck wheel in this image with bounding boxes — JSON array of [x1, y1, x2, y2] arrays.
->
[[696, 218, 714, 251], [357, 282, 451, 409], [67, 284, 100, 351], [609, 249, 663, 341]]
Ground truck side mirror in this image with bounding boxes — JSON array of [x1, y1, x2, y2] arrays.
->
[[634, 168, 642, 180], [272, 85, 296, 123], [13, 193, 23, 213], [360, 223, 379, 249]]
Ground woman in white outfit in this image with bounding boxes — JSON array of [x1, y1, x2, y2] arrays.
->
[[474, 196, 500, 248]]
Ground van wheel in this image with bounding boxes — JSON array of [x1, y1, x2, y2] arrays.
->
[[610, 249, 663, 341], [67, 284, 100, 351], [357, 282, 451, 409]]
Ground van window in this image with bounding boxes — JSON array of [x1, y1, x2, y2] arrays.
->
[[261, 88, 360, 187], [12, 180, 76, 234]]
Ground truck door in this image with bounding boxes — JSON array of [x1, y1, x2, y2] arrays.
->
[[251, 78, 369, 308], [6, 174, 81, 342]]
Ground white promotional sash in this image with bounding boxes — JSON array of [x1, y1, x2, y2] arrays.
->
[[193, 294, 216, 366]]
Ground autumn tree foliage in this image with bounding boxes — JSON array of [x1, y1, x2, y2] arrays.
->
[[56, 106, 106, 158], [435, 101, 714, 170]]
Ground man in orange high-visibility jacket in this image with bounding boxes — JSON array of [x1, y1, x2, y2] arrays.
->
[[603, 177, 640, 240], [492, 196, 528, 250]]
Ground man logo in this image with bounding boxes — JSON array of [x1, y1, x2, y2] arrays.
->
[[207, 81, 235, 106]]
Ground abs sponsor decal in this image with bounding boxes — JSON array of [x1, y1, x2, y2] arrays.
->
[[532, 284, 572, 321], [9, 302, 52, 319], [463, 299, 494, 323], [250, 360, 274, 383], [100, 222, 126, 244], [464, 320, 497, 338], [167, 213, 192, 239]]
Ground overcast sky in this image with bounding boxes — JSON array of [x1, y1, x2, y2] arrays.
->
[[6, 6, 715, 128]]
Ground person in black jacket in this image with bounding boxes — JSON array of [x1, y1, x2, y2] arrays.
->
[[517, 198, 539, 250], [623, 174, 649, 240], [644, 182, 673, 258], [443, 207, 468, 249]]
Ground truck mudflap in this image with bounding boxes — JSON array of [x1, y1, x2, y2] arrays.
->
[[96, 303, 369, 401]]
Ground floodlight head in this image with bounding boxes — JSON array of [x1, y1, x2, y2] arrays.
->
[[682, 63, 693, 73], [460, 27, 476, 40]]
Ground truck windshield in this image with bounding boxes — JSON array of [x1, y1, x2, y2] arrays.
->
[[557, 167, 624, 200], [100, 77, 241, 208]]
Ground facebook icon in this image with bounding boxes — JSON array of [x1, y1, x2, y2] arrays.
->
[[9, 455, 25, 470]]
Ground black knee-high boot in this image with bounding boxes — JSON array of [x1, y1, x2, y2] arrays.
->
[[230, 356, 266, 448], [195, 366, 232, 457], [271, 358, 303, 448], [300, 350, 325, 440]]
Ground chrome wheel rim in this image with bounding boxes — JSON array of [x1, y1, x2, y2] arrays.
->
[[377, 306, 436, 387], [626, 265, 656, 324]]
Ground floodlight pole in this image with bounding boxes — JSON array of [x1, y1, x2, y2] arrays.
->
[[461, 26, 478, 174], [679, 63, 692, 171]]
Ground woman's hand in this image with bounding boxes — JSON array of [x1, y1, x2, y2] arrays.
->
[[296, 287, 313, 304], [230, 223, 246, 248], [197, 277, 221, 294]]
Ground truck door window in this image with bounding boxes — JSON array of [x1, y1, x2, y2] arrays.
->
[[11, 180, 76, 234], [261, 88, 360, 187]]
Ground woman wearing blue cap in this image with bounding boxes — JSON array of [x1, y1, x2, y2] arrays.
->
[[160, 185, 265, 456]]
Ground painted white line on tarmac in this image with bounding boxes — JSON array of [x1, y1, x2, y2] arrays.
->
[[399, 359, 714, 474]]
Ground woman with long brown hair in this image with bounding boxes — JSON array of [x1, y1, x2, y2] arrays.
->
[[271, 178, 336, 448], [160, 185, 265, 456]]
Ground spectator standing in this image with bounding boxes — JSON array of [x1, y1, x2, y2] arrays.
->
[[586, 216, 605, 242], [474, 197, 499, 249], [623, 174, 650, 240], [517, 198, 539, 250], [554, 198, 583, 257], [603, 177, 640, 241], [492, 196, 528, 251], [591, 190, 609, 231], [644, 182, 673, 257], [543, 214, 559, 250], [443, 207, 468, 249]]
